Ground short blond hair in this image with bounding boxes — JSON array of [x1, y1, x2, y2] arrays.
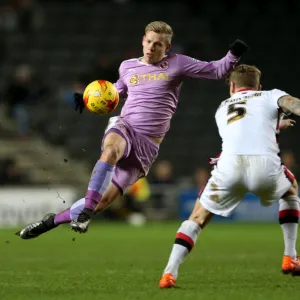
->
[[145, 21, 173, 44], [229, 64, 261, 89]]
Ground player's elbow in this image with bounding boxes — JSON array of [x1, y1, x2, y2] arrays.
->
[[215, 65, 230, 80], [215, 70, 226, 80], [214, 60, 234, 80]]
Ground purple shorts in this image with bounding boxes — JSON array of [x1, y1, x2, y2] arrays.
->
[[102, 118, 159, 194]]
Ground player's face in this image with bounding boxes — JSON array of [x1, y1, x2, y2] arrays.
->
[[142, 31, 171, 64]]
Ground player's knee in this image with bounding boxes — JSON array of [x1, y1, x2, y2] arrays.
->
[[281, 188, 300, 206], [101, 144, 121, 162], [188, 205, 213, 229], [189, 215, 206, 227], [282, 184, 298, 200]]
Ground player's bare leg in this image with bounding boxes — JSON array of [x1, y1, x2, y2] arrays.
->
[[70, 182, 121, 233], [159, 200, 214, 288], [16, 131, 126, 238], [279, 180, 300, 275], [70, 132, 126, 233], [16, 183, 121, 239], [94, 184, 121, 213], [17, 131, 124, 238]]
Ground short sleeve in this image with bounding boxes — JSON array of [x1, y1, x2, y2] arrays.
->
[[268, 89, 289, 109]]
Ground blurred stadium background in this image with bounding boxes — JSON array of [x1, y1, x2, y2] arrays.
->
[[1, 1, 300, 299], [1, 0, 300, 225]]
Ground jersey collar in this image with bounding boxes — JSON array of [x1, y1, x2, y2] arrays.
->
[[236, 88, 255, 93]]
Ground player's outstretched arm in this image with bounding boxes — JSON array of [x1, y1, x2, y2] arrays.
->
[[179, 39, 248, 80], [278, 96, 300, 116]]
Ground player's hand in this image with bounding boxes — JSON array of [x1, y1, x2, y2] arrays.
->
[[279, 119, 296, 130], [229, 39, 248, 57], [73, 93, 85, 114]]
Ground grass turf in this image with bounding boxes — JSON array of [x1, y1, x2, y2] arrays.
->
[[0, 222, 299, 300]]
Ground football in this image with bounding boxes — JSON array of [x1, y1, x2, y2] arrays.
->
[[83, 80, 119, 115]]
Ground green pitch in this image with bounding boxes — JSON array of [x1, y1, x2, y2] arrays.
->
[[0, 222, 299, 300]]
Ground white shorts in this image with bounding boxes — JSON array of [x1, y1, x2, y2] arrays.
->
[[199, 155, 293, 217]]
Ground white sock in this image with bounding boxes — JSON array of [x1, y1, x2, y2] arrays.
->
[[279, 196, 299, 259], [163, 220, 201, 279]]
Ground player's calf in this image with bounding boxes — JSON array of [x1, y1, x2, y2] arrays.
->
[[159, 201, 213, 288], [71, 133, 126, 233], [279, 186, 300, 275]]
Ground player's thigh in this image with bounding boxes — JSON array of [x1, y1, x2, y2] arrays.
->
[[102, 132, 127, 161]]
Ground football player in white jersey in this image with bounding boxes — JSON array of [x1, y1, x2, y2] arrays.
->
[[159, 64, 300, 288]]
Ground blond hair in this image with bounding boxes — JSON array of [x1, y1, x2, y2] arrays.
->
[[145, 21, 173, 44], [229, 64, 261, 89]]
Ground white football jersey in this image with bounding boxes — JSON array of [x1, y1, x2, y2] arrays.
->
[[215, 89, 289, 157]]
